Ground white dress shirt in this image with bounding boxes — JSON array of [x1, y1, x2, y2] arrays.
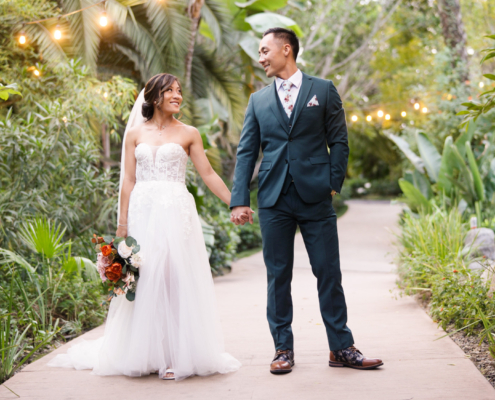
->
[[275, 69, 303, 106]]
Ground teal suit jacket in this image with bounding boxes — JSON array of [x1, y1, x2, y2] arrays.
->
[[231, 73, 349, 209]]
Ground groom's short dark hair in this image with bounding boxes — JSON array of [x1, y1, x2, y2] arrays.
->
[[263, 27, 299, 61]]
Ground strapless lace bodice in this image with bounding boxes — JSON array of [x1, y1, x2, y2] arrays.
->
[[135, 143, 188, 183]]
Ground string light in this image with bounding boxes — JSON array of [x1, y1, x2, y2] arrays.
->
[[385, 114, 391, 120], [414, 103, 420, 110], [401, 111, 407, 117], [467, 48, 474, 55], [33, 69, 40, 76], [19, 31, 27, 45], [54, 25, 62, 40], [479, 82, 485, 88], [422, 107, 428, 113], [103, 92, 108, 98], [377, 110, 384, 118], [100, 11, 108, 27], [366, 115, 372, 122], [351, 115, 358, 122]]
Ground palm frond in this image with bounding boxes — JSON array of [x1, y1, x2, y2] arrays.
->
[[201, 0, 232, 48], [60, 0, 101, 70], [143, 0, 191, 76], [191, 46, 246, 135], [26, 23, 67, 64]]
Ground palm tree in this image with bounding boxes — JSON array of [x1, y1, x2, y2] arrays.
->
[[22, 0, 246, 133]]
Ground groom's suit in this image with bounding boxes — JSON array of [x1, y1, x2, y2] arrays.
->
[[231, 71, 354, 351]]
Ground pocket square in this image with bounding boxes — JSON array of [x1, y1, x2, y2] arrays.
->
[[307, 95, 319, 107]]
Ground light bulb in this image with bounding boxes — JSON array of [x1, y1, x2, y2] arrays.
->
[[414, 103, 420, 110], [54, 26, 62, 40], [401, 111, 407, 117], [19, 33, 26, 45], [467, 48, 474, 55], [351, 115, 358, 122], [103, 92, 108, 98], [377, 110, 384, 118], [34, 69, 40, 76], [100, 12, 108, 27], [385, 114, 391, 120], [422, 107, 428, 113], [479, 82, 485, 88], [366, 115, 372, 122]]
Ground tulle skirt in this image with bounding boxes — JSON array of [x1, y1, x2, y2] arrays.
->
[[48, 181, 241, 381]]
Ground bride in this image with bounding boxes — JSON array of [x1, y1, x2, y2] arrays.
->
[[48, 73, 241, 381]]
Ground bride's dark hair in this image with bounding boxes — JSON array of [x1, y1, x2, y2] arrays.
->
[[142, 73, 182, 121]]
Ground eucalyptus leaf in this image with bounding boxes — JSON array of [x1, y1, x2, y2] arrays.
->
[[126, 291, 136, 302], [103, 236, 113, 244], [132, 245, 140, 254]]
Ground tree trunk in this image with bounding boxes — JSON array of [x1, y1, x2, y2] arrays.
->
[[437, 0, 469, 82], [184, 0, 205, 89]]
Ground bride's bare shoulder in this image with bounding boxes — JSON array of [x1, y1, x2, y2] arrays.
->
[[176, 123, 199, 136], [125, 122, 149, 144]]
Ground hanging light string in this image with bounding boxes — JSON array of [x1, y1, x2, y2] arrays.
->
[[20, 0, 106, 26]]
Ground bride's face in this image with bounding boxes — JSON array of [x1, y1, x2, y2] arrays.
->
[[157, 80, 182, 114]]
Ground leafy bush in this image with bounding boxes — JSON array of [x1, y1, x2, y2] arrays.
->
[[0, 217, 107, 383], [397, 206, 495, 355]]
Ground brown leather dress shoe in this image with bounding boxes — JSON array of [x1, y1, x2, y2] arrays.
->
[[329, 346, 383, 370], [270, 349, 295, 374]]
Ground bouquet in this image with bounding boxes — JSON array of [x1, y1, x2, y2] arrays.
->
[[91, 234, 143, 302]]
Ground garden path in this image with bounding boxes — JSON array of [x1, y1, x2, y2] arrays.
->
[[1, 200, 494, 399]]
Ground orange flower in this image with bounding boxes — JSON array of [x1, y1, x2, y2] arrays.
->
[[453, 269, 458, 273], [105, 262, 123, 283], [101, 245, 112, 257]]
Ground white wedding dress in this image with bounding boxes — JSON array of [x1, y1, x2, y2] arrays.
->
[[48, 141, 241, 381]]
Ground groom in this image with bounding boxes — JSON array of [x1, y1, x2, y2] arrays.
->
[[230, 28, 382, 374]]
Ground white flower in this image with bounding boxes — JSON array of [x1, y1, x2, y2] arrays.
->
[[130, 252, 144, 268], [118, 241, 133, 258], [123, 271, 135, 287]]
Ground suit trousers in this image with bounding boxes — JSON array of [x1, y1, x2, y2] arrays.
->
[[258, 183, 354, 351]]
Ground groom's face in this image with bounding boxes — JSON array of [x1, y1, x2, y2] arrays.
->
[[258, 34, 289, 78]]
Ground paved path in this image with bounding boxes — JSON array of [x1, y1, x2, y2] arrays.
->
[[2, 200, 494, 399]]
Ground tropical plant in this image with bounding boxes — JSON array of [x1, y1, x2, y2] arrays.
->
[[0, 268, 60, 383], [388, 123, 491, 218]]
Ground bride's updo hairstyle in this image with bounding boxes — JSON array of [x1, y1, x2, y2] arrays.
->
[[142, 73, 182, 121]]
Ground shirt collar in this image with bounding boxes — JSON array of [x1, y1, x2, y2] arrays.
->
[[275, 69, 303, 90]]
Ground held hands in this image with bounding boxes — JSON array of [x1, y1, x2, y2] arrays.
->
[[231, 206, 255, 226]]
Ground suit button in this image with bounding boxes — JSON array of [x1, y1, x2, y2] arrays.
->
[[289, 138, 293, 142], [289, 125, 292, 128]]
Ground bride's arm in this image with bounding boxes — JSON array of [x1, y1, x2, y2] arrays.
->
[[116, 130, 138, 237], [189, 128, 231, 206]]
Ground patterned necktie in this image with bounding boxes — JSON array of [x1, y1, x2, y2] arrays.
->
[[281, 80, 294, 118]]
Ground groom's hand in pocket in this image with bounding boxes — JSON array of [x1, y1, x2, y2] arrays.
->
[[231, 206, 255, 225]]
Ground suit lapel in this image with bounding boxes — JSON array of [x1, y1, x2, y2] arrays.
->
[[269, 82, 290, 134], [290, 73, 313, 131]]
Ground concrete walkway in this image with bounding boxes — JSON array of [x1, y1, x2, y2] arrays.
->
[[2, 200, 494, 399]]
